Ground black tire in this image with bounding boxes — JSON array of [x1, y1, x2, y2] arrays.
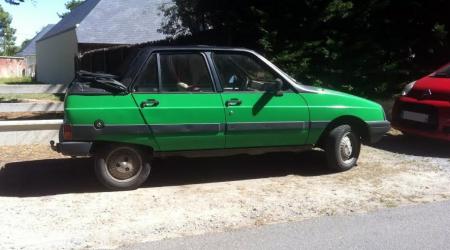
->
[[325, 125, 361, 172], [94, 144, 151, 190]]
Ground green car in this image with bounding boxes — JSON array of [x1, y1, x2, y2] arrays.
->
[[51, 46, 390, 190]]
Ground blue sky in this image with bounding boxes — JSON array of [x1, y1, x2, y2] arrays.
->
[[1, 1, 67, 46]]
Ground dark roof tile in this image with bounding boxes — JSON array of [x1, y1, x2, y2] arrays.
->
[[38, 0, 168, 45]]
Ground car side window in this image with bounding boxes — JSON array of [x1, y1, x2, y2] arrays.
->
[[134, 54, 159, 92], [159, 53, 214, 92], [212, 52, 290, 92]]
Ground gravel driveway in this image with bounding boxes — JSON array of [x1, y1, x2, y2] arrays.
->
[[0, 131, 449, 249]]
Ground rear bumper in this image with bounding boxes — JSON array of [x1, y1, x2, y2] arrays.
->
[[50, 141, 92, 157], [392, 97, 450, 141], [367, 121, 391, 144]]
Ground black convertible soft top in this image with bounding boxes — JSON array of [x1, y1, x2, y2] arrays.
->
[[76, 44, 254, 85]]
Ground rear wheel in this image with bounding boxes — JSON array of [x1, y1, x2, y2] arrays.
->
[[95, 144, 151, 190], [325, 125, 361, 171]]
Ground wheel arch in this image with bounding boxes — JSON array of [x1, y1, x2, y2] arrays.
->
[[317, 116, 370, 148]]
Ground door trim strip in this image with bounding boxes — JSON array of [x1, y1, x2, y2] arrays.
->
[[151, 123, 224, 135], [227, 121, 306, 131], [309, 121, 330, 129]]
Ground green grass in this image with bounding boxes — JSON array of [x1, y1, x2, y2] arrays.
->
[[0, 77, 41, 85], [0, 94, 64, 103]]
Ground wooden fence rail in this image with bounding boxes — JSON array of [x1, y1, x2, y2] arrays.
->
[[0, 119, 63, 145], [0, 103, 64, 113], [0, 119, 63, 132], [0, 84, 66, 145], [0, 84, 67, 94], [0, 84, 66, 113]]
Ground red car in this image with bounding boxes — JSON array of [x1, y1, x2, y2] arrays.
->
[[392, 63, 450, 141]]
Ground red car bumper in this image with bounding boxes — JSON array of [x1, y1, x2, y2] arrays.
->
[[392, 96, 450, 141]]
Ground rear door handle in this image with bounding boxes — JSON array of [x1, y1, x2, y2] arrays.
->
[[226, 98, 242, 107], [141, 99, 159, 108]]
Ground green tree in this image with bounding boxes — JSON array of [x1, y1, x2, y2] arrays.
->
[[58, 0, 85, 18], [4, 0, 24, 5], [160, 0, 450, 97], [0, 5, 18, 56], [19, 38, 30, 51]]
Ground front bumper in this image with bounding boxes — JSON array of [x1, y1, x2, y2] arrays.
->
[[367, 121, 391, 144], [50, 141, 93, 157], [392, 97, 450, 141]]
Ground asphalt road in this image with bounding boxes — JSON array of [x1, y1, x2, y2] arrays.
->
[[125, 201, 450, 250]]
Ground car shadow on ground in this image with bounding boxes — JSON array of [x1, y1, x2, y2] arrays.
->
[[372, 134, 450, 158], [0, 150, 335, 198]]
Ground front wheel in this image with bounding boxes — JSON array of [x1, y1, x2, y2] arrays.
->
[[95, 144, 151, 190], [325, 125, 361, 172]]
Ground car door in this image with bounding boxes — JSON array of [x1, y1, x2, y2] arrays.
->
[[211, 51, 310, 148], [131, 52, 226, 151]]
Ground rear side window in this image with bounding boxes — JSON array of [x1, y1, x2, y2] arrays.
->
[[159, 53, 214, 92], [133, 53, 214, 93]]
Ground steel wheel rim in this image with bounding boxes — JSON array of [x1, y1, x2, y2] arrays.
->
[[339, 132, 355, 164], [105, 147, 142, 182]]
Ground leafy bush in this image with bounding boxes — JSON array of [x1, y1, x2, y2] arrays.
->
[[159, 0, 450, 98]]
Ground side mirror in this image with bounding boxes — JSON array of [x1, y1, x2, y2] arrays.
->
[[265, 79, 284, 96]]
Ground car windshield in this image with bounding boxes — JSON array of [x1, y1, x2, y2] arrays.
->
[[434, 64, 450, 78], [283, 71, 303, 85], [256, 55, 304, 85]]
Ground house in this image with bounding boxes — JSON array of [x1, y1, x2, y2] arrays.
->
[[36, 0, 169, 84], [16, 24, 54, 77]]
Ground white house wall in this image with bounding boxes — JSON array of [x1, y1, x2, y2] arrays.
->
[[36, 29, 78, 84]]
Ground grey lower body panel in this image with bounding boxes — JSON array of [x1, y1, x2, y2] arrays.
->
[[71, 125, 150, 141], [367, 121, 391, 144], [69, 122, 308, 141], [309, 121, 330, 129], [51, 141, 93, 157], [154, 145, 314, 158]]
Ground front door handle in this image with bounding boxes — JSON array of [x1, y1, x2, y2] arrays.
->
[[141, 99, 159, 108], [226, 98, 242, 107]]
